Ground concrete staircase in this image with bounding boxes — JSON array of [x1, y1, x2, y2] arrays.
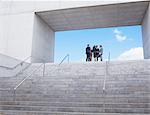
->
[[0, 60, 150, 115]]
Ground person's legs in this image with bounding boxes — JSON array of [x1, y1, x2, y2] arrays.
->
[[86, 54, 88, 61], [101, 55, 103, 61], [97, 56, 98, 61], [96, 54, 99, 61], [90, 53, 92, 61], [99, 54, 102, 61], [86, 54, 89, 61], [87, 53, 90, 61], [94, 53, 96, 61]]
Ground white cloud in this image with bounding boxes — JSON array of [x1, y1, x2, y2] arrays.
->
[[117, 47, 143, 60], [113, 29, 127, 42], [113, 28, 122, 34], [115, 34, 127, 42]]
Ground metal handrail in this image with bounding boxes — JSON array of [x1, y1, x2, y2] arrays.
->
[[13, 56, 46, 90], [108, 52, 110, 62], [13, 63, 45, 100], [17, 57, 45, 77], [0, 56, 31, 70], [14, 63, 44, 90], [14, 63, 31, 77], [0, 56, 46, 91], [59, 54, 69, 65]]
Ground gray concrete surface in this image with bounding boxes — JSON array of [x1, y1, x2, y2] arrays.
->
[[0, 54, 30, 77], [37, 1, 149, 31], [31, 14, 55, 63], [142, 2, 150, 59], [0, 60, 149, 114]]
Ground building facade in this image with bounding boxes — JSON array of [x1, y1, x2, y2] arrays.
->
[[0, 0, 149, 62]]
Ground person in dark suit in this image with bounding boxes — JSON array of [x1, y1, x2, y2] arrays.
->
[[86, 44, 91, 61]]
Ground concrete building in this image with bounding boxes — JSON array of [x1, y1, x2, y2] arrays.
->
[[0, 0, 149, 62]]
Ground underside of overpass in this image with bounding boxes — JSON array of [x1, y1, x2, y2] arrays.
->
[[36, 1, 149, 31]]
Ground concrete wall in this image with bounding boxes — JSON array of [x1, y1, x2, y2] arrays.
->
[[0, 12, 34, 60], [0, 0, 57, 63], [31, 14, 55, 63], [142, 3, 150, 59], [1, 0, 146, 15]]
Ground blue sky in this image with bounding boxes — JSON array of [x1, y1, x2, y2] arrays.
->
[[55, 25, 143, 62]]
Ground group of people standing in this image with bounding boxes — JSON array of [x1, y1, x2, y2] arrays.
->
[[86, 44, 103, 62]]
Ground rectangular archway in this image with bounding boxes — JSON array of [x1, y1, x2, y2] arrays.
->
[[33, 1, 150, 62]]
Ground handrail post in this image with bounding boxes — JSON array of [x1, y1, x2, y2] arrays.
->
[[108, 52, 110, 62], [43, 63, 45, 77], [13, 90, 16, 101], [20, 62, 23, 74], [68, 54, 69, 63]]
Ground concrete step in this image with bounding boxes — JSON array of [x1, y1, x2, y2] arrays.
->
[[1, 96, 149, 103], [1, 79, 149, 86], [2, 84, 147, 91], [0, 109, 149, 115], [0, 60, 150, 114], [1, 93, 150, 98], [0, 77, 149, 84], [14, 87, 150, 92], [0, 105, 150, 113], [0, 82, 149, 91], [1, 90, 149, 96], [1, 79, 149, 87], [1, 91, 149, 98], [1, 90, 149, 97], [0, 81, 149, 89], [0, 101, 149, 108], [1, 74, 149, 83], [1, 78, 149, 84]]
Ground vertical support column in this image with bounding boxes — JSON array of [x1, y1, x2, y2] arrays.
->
[[142, 3, 150, 59], [31, 14, 55, 63]]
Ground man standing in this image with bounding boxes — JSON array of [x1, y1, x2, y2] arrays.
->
[[86, 44, 91, 61], [99, 45, 103, 61]]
